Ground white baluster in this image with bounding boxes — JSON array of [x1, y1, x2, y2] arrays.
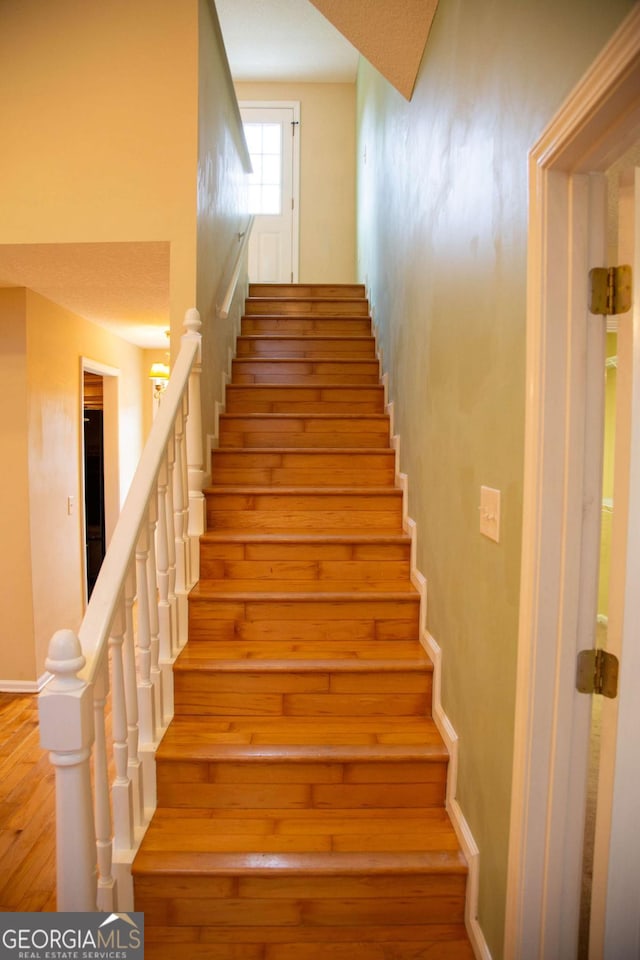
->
[[173, 414, 189, 641], [39, 629, 97, 911], [109, 600, 134, 852], [122, 568, 144, 828], [156, 452, 174, 725], [180, 392, 192, 590], [92, 655, 115, 911], [135, 520, 156, 747], [183, 307, 204, 584], [165, 438, 179, 654], [145, 493, 163, 732]]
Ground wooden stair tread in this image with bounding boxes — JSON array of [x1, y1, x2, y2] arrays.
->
[[245, 297, 369, 307], [248, 283, 367, 297], [175, 639, 425, 660], [160, 715, 444, 736], [220, 412, 388, 421], [151, 717, 446, 750], [175, 641, 431, 668], [238, 335, 373, 342], [133, 848, 466, 877], [225, 383, 382, 392], [241, 320, 372, 328], [211, 446, 394, 454], [189, 580, 419, 598], [232, 356, 379, 364], [199, 531, 410, 544], [157, 734, 446, 763], [204, 485, 400, 496]]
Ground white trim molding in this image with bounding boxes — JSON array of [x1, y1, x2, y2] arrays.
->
[[0, 672, 53, 694], [505, 8, 640, 959]]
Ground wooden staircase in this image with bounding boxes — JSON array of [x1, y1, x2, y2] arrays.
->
[[133, 284, 474, 959]]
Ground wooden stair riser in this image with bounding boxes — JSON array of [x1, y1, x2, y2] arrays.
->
[[209, 450, 396, 487], [138, 896, 464, 934], [224, 385, 385, 415], [244, 298, 370, 317], [156, 762, 446, 810], [242, 317, 372, 336], [139, 927, 473, 960], [205, 491, 403, 532], [231, 359, 381, 385], [188, 597, 420, 644], [198, 536, 411, 582], [199, 556, 410, 584], [249, 283, 367, 299], [218, 415, 390, 449], [236, 337, 376, 359], [173, 666, 432, 718]]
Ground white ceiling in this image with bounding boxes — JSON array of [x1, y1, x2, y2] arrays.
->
[[215, 0, 359, 82]]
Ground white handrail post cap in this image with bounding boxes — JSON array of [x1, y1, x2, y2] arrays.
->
[[40, 629, 94, 753]]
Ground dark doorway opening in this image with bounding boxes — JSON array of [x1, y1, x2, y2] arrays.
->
[[83, 372, 106, 598]]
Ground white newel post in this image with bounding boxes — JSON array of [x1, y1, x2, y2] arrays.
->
[[39, 629, 97, 911], [183, 308, 204, 585]]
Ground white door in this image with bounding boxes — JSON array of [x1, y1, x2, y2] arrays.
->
[[240, 102, 300, 283], [588, 163, 640, 959]]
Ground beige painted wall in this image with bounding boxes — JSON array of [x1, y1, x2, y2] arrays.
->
[[0, 0, 252, 684], [0, 0, 199, 340], [355, 0, 635, 954], [0, 290, 36, 682], [0, 290, 145, 685], [235, 81, 356, 283]]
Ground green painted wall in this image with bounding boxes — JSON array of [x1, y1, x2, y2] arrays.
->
[[355, 0, 635, 954]]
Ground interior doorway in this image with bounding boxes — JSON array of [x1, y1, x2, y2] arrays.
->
[[83, 371, 105, 597], [240, 101, 300, 283], [81, 359, 120, 606], [505, 10, 640, 958]]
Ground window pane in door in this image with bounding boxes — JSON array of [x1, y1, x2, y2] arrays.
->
[[244, 121, 282, 215]]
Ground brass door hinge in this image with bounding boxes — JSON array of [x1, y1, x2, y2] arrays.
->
[[588, 264, 632, 316], [576, 648, 619, 698]]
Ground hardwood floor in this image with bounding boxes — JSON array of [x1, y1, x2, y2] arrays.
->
[[0, 692, 56, 912], [133, 283, 475, 958]]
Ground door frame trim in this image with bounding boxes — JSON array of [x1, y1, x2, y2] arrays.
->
[[505, 8, 640, 957], [240, 99, 301, 282], [80, 357, 120, 608]]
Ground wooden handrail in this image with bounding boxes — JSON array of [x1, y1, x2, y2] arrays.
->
[[218, 216, 255, 319], [39, 308, 204, 912]]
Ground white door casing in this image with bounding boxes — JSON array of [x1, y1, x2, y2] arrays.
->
[[589, 164, 640, 960], [240, 101, 300, 283], [505, 9, 640, 959]]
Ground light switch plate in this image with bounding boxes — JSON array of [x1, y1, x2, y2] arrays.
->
[[480, 486, 500, 543]]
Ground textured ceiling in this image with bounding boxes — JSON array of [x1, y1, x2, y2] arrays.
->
[[215, 0, 359, 82], [0, 242, 170, 349], [308, 0, 438, 99]]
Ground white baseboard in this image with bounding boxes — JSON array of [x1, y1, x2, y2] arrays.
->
[[0, 671, 52, 694], [422, 628, 492, 960], [382, 389, 491, 960]]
